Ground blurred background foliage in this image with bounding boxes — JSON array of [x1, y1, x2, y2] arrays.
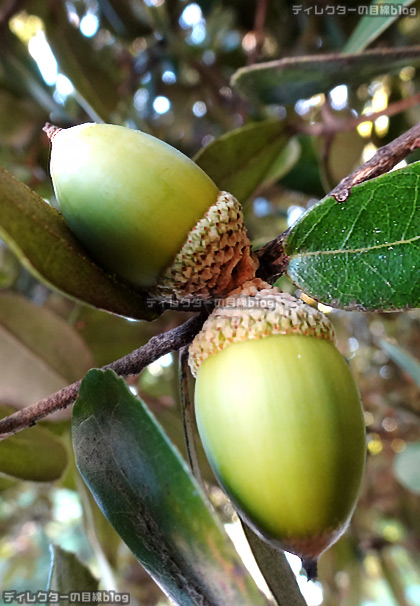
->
[[1, 0, 420, 604]]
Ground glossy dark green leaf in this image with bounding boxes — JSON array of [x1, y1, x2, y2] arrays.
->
[[194, 120, 298, 202], [0, 405, 67, 481], [379, 340, 420, 390], [72, 369, 266, 606], [285, 161, 420, 311], [231, 47, 420, 106], [0, 167, 157, 321], [242, 523, 306, 606], [344, 0, 417, 53], [47, 545, 99, 597], [394, 442, 420, 494]]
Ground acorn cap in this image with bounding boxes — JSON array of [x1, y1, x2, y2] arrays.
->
[[189, 287, 335, 377], [149, 191, 258, 302], [45, 122, 223, 290]]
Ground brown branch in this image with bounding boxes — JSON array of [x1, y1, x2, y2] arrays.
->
[[293, 91, 420, 138], [256, 119, 420, 280], [255, 228, 290, 283], [331, 119, 420, 201], [248, 0, 269, 65], [0, 312, 208, 440]]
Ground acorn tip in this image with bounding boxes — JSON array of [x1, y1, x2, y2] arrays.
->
[[302, 557, 318, 581], [43, 123, 62, 141]]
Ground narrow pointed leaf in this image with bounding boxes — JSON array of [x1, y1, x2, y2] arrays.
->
[[344, 0, 417, 54], [47, 545, 99, 596], [0, 405, 67, 481], [72, 369, 266, 606], [194, 120, 298, 202], [379, 340, 420, 390], [284, 161, 420, 311], [0, 167, 157, 320], [231, 47, 420, 106]]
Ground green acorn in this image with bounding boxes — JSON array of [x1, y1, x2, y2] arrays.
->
[[189, 285, 366, 568], [44, 122, 257, 301]]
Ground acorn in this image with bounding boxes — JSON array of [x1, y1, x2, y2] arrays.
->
[[44, 123, 257, 302], [189, 284, 366, 571]]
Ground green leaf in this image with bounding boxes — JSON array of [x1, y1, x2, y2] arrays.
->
[[242, 523, 307, 606], [394, 442, 420, 494], [284, 161, 420, 311], [72, 369, 266, 606], [231, 47, 420, 106], [0, 293, 93, 407], [0, 167, 157, 321], [379, 340, 420, 390], [344, 0, 417, 54], [0, 404, 68, 481], [194, 120, 298, 202], [47, 545, 99, 598]]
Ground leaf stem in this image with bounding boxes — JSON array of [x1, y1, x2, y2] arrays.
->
[[179, 346, 203, 486]]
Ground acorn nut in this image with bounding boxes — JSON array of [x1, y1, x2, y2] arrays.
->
[[44, 122, 257, 302], [189, 286, 366, 568]]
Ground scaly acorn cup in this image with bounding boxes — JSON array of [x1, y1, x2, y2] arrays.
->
[[189, 285, 366, 571], [44, 122, 257, 301]]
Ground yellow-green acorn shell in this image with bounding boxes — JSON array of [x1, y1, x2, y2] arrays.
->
[[46, 123, 257, 300], [189, 288, 366, 561]]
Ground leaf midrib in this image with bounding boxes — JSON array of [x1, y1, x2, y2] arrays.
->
[[290, 233, 420, 259]]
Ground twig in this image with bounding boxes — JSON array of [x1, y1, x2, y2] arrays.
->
[[256, 120, 420, 279], [331, 119, 420, 201], [255, 228, 290, 283], [248, 0, 269, 65], [0, 313, 208, 440], [293, 91, 420, 138], [179, 346, 203, 486]]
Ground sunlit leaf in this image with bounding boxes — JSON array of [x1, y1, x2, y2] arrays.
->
[[73, 369, 266, 606], [285, 161, 420, 311], [0, 167, 157, 321], [232, 47, 420, 106], [344, 0, 417, 53]]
